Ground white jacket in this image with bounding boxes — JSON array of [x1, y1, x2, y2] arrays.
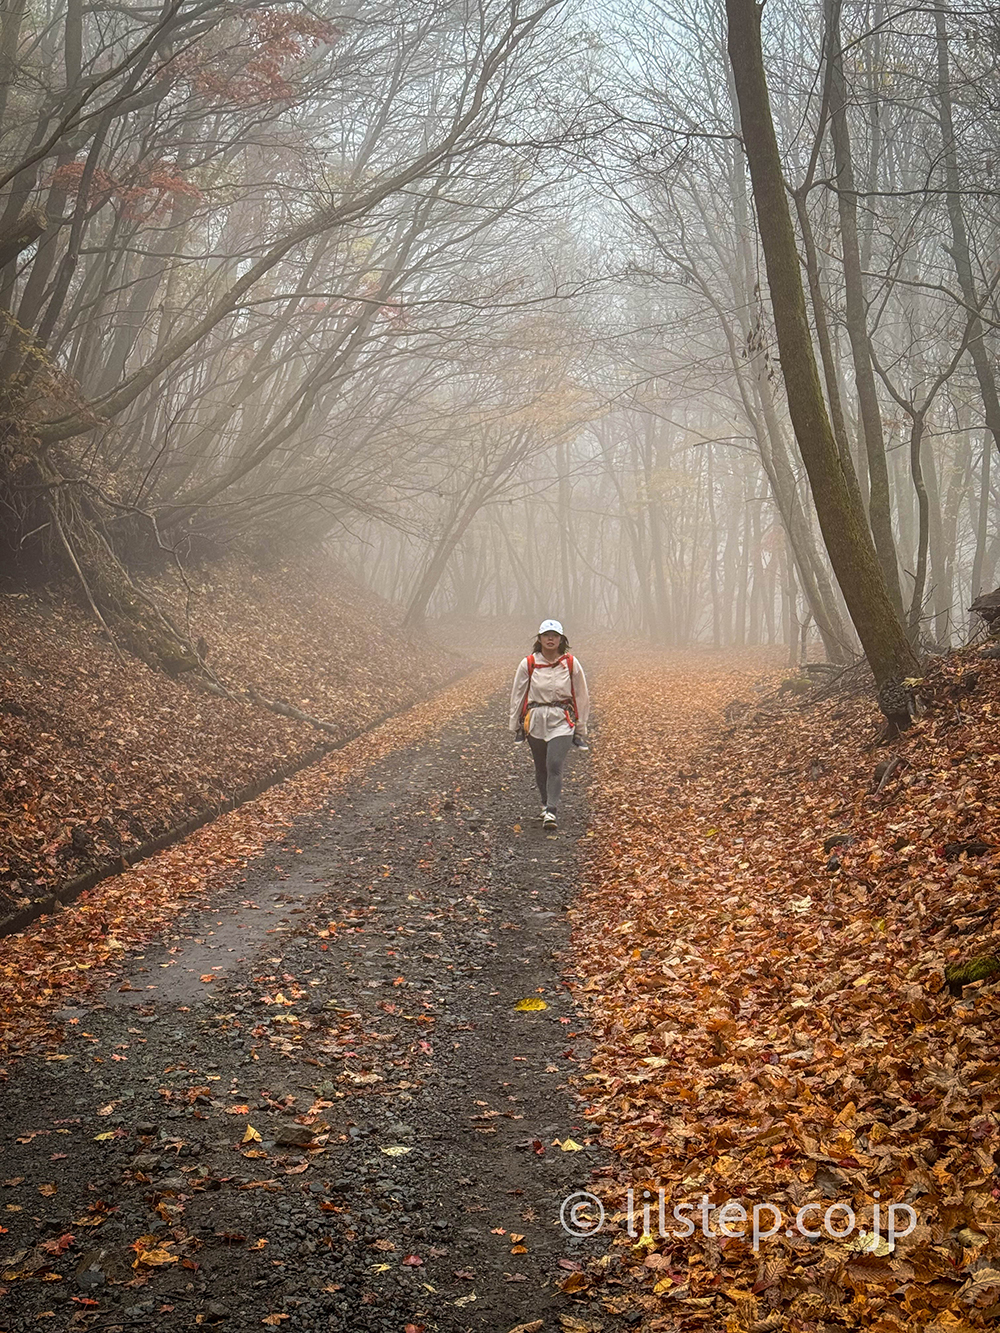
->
[[509, 652, 590, 741]]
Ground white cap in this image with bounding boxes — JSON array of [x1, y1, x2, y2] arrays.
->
[[538, 619, 564, 635]]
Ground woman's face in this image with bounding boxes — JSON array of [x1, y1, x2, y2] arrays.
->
[[539, 630, 561, 654]]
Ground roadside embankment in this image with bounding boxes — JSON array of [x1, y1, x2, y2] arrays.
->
[[0, 553, 461, 927], [569, 648, 1000, 1330]]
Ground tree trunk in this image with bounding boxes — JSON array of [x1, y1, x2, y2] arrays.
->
[[972, 434, 991, 602], [403, 492, 480, 631], [824, 0, 902, 611], [934, 6, 1000, 467], [792, 187, 864, 518], [906, 411, 930, 636], [34, 454, 199, 675], [725, 0, 918, 686]]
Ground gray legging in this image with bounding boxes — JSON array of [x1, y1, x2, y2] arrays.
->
[[526, 734, 574, 813]]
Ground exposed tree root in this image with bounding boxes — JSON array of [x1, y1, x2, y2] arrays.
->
[[245, 683, 345, 736], [31, 452, 201, 675]]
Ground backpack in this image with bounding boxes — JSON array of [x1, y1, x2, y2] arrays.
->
[[520, 653, 577, 733]]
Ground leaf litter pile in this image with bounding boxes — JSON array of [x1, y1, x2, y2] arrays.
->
[[568, 650, 1000, 1332], [0, 552, 455, 921]]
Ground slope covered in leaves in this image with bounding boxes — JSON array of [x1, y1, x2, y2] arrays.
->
[[0, 554, 457, 921], [0, 665, 503, 1066], [572, 649, 1000, 1332]]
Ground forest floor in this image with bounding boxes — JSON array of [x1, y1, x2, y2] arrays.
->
[[0, 553, 458, 924], [573, 646, 1000, 1333], [4, 641, 1000, 1333]]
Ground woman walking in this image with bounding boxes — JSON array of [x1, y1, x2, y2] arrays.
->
[[509, 619, 590, 830]]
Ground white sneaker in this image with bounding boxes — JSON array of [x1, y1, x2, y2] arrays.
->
[[542, 810, 558, 830]]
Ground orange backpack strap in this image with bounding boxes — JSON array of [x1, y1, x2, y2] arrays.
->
[[520, 654, 536, 724], [566, 654, 577, 725]]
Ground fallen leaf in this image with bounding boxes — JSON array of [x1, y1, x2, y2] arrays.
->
[[134, 1247, 178, 1267], [558, 1271, 590, 1293], [40, 1234, 74, 1256]]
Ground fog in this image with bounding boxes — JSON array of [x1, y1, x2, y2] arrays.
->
[[2, 0, 998, 669]]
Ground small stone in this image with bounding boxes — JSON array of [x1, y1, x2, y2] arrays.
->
[[274, 1123, 315, 1147]]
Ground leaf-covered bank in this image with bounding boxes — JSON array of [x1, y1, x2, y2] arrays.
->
[[571, 650, 1000, 1332], [0, 667, 502, 1065], [0, 554, 457, 923]]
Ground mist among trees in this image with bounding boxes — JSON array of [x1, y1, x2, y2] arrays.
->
[[2, 0, 999, 684]]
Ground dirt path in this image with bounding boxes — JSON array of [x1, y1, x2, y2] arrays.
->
[[1, 693, 617, 1333]]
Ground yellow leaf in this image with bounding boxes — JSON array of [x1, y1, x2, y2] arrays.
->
[[242, 1126, 262, 1143], [850, 1229, 893, 1257], [514, 998, 547, 1011], [135, 1247, 178, 1267], [556, 1138, 584, 1151], [94, 1132, 116, 1141]]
